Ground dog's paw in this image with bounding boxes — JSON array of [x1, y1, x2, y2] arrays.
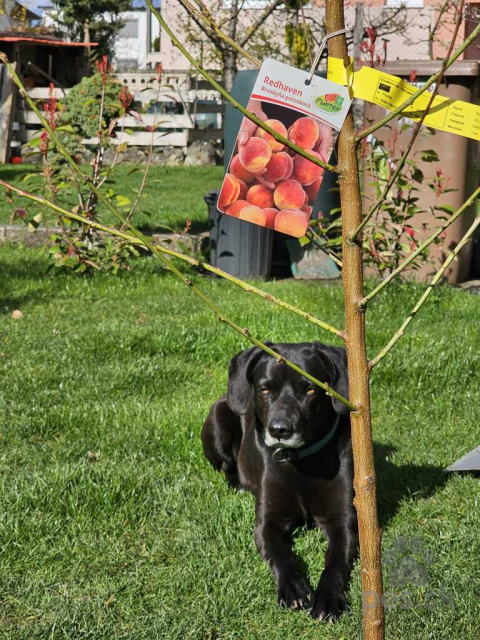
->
[[310, 588, 346, 621], [277, 575, 312, 611]]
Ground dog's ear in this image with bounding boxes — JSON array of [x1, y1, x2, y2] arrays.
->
[[313, 342, 350, 414], [227, 345, 271, 416]]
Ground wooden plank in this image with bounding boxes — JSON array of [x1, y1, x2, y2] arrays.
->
[[27, 86, 221, 103], [133, 89, 221, 103], [0, 62, 18, 163], [83, 130, 188, 147], [15, 110, 194, 129], [121, 114, 193, 128], [27, 87, 69, 99], [20, 127, 217, 147], [21, 130, 187, 146]]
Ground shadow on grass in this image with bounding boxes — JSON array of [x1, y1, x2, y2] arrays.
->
[[0, 167, 37, 182], [0, 253, 56, 314], [375, 443, 449, 530]]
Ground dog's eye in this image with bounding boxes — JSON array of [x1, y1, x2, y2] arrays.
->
[[306, 388, 316, 395], [259, 388, 270, 396]]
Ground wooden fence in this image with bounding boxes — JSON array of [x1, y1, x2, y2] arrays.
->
[[9, 80, 223, 155]]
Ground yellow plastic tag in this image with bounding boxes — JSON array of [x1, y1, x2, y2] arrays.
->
[[327, 57, 480, 142]]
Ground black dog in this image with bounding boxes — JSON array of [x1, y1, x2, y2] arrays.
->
[[201, 342, 358, 620]]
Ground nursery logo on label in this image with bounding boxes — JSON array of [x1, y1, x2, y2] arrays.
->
[[314, 93, 345, 114]]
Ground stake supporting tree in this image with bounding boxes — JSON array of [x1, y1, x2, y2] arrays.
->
[[325, 2, 385, 638]]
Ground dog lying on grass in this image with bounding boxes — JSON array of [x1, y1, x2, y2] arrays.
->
[[202, 342, 358, 621]]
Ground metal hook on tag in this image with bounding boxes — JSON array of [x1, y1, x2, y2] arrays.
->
[[306, 28, 348, 85]]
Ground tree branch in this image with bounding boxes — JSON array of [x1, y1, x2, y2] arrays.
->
[[357, 20, 480, 141], [305, 227, 343, 269], [238, 0, 283, 47], [370, 215, 480, 369], [350, 0, 466, 242], [177, 0, 265, 65], [177, 0, 224, 51], [360, 185, 480, 307]]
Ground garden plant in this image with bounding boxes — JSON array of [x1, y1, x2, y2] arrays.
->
[[0, 0, 479, 638]]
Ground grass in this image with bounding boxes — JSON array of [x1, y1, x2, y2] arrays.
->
[[1, 244, 480, 639], [0, 164, 223, 233]]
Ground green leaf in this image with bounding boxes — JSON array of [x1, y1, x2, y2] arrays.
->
[[28, 137, 42, 148], [22, 172, 41, 182], [176, 241, 192, 256], [116, 195, 131, 208], [412, 168, 424, 183], [435, 204, 456, 214], [420, 149, 439, 163]]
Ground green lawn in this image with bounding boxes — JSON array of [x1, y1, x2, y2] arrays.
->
[[1, 244, 479, 639], [0, 164, 223, 233]]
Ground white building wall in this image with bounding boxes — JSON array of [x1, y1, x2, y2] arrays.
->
[[114, 10, 161, 71]]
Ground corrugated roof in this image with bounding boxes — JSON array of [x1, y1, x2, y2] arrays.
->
[[0, 32, 98, 46]]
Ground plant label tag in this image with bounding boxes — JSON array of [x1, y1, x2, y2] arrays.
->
[[218, 59, 351, 237]]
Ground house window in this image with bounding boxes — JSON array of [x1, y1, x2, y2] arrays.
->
[[119, 19, 139, 38]]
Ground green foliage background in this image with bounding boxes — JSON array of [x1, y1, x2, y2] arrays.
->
[[53, 0, 132, 58]]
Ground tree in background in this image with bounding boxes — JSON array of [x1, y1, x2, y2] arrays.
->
[[176, 0, 286, 92], [52, 0, 132, 60]]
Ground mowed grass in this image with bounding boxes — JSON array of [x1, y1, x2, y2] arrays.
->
[[1, 244, 479, 639], [0, 164, 223, 233]]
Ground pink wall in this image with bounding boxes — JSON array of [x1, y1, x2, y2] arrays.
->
[[157, 0, 480, 72]]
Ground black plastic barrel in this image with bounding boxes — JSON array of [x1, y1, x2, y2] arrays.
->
[[206, 190, 273, 279], [208, 71, 274, 280]]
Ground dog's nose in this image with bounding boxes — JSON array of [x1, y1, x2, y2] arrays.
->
[[268, 419, 293, 440]]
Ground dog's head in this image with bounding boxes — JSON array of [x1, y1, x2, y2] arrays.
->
[[227, 342, 349, 450]]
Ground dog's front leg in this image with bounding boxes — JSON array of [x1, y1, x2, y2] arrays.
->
[[254, 516, 312, 610], [310, 521, 358, 620]]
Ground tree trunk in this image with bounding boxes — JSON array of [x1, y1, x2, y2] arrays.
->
[[223, 0, 239, 93], [84, 19, 91, 76], [222, 48, 238, 94], [325, 2, 385, 639]]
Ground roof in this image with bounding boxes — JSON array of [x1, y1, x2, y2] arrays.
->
[[0, 1, 41, 31], [0, 32, 98, 46]]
